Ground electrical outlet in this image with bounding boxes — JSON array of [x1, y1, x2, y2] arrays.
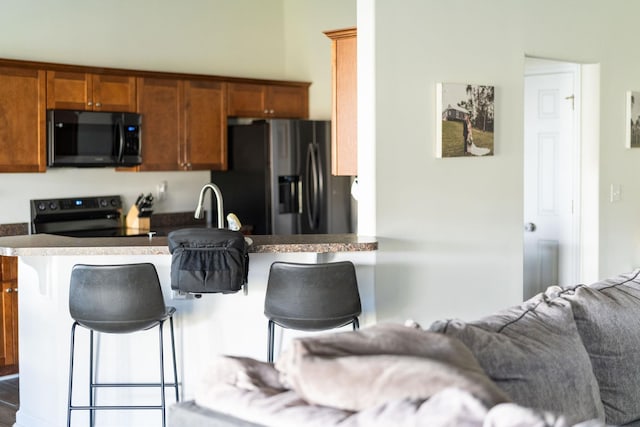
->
[[156, 181, 168, 201]]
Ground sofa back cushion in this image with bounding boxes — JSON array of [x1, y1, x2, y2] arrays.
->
[[429, 288, 604, 425], [562, 270, 640, 426]]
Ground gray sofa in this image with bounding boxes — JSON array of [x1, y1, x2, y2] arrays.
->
[[170, 270, 640, 427]]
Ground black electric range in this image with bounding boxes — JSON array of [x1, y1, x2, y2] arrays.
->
[[30, 195, 145, 237]]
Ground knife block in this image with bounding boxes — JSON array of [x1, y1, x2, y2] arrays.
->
[[126, 205, 150, 231]]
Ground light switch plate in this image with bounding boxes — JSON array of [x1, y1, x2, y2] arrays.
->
[[610, 184, 621, 202]]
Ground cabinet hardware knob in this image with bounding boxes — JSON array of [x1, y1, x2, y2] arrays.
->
[[5, 288, 12, 293], [12, 288, 17, 293], [87, 101, 93, 106], [95, 102, 102, 107]]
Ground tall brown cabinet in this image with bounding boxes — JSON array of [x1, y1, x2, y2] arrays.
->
[[325, 27, 357, 176], [0, 66, 46, 172]]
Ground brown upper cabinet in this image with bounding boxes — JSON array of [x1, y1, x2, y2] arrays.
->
[[46, 71, 137, 112], [325, 27, 357, 176], [0, 58, 310, 173], [136, 77, 227, 171], [227, 82, 309, 118], [0, 65, 46, 172]]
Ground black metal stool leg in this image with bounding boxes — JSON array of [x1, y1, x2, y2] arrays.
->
[[89, 330, 95, 427], [67, 322, 77, 427], [169, 315, 179, 402], [353, 317, 360, 330], [267, 320, 275, 363], [159, 321, 167, 427]]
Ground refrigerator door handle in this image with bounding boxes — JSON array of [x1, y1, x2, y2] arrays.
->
[[305, 143, 323, 230]]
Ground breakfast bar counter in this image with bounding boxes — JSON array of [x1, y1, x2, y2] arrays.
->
[[1, 233, 376, 427], [0, 232, 378, 256]]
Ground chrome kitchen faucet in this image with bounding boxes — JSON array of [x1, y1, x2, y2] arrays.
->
[[194, 183, 224, 229]]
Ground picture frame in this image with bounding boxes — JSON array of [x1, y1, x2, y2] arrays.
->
[[626, 91, 640, 148], [436, 82, 495, 157]]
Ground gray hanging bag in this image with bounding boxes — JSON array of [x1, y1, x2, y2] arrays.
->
[[168, 228, 249, 294]]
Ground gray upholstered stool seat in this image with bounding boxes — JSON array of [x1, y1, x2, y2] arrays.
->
[[66, 263, 179, 427], [264, 261, 362, 363]]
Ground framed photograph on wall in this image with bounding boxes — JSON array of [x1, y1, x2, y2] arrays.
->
[[436, 82, 495, 157], [626, 91, 640, 148]]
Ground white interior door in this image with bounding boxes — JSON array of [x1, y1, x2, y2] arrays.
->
[[524, 63, 579, 300]]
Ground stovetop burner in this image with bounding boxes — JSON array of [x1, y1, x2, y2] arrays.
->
[[30, 195, 126, 237]]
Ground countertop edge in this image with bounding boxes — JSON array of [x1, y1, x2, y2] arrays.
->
[[0, 233, 378, 256]]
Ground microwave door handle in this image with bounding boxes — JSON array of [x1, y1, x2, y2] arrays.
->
[[116, 118, 124, 162]]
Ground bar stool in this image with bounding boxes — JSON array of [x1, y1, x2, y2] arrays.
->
[[264, 261, 362, 363], [66, 263, 179, 427]]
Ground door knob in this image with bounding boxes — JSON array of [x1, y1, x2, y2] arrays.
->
[[524, 222, 536, 232]]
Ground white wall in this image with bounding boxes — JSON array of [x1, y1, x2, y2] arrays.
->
[[359, 0, 640, 325], [0, 0, 355, 224], [282, 0, 356, 119], [0, 0, 286, 77]]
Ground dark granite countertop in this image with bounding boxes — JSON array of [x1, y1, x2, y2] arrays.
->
[[0, 232, 377, 256]]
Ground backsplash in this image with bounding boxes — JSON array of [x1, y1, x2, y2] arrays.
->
[[0, 212, 204, 238], [150, 212, 206, 228], [0, 223, 28, 236]]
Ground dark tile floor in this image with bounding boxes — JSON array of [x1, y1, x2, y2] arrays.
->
[[0, 377, 18, 427]]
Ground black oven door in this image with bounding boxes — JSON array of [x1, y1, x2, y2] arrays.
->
[[47, 110, 141, 167]]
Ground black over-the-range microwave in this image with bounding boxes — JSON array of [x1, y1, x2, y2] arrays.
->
[[47, 110, 142, 167]]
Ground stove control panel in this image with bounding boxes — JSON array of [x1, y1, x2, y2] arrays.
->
[[32, 195, 122, 214], [30, 195, 124, 235]]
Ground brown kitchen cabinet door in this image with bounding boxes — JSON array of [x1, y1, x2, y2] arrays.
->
[[325, 27, 357, 176], [0, 257, 18, 375], [92, 74, 137, 112], [135, 77, 183, 171], [227, 82, 309, 119], [227, 82, 265, 117], [135, 77, 227, 171], [183, 80, 227, 171], [0, 66, 46, 172], [47, 71, 136, 112], [266, 84, 309, 118]]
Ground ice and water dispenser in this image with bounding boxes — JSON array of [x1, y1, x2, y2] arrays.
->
[[278, 175, 301, 214]]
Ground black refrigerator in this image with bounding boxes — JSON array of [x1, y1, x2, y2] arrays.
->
[[211, 119, 352, 235]]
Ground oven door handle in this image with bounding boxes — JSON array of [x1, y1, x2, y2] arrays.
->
[[116, 117, 125, 163]]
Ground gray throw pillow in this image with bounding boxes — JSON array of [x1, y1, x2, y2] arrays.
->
[[562, 270, 640, 426], [430, 288, 605, 425]]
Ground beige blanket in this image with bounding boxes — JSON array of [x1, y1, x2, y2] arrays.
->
[[194, 324, 603, 427], [195, 371, 599, 427], [275, 323, 510, 411]]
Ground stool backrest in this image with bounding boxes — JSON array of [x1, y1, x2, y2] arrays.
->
[[264, 261, 362, 330], [69, 263, 167, 334]]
